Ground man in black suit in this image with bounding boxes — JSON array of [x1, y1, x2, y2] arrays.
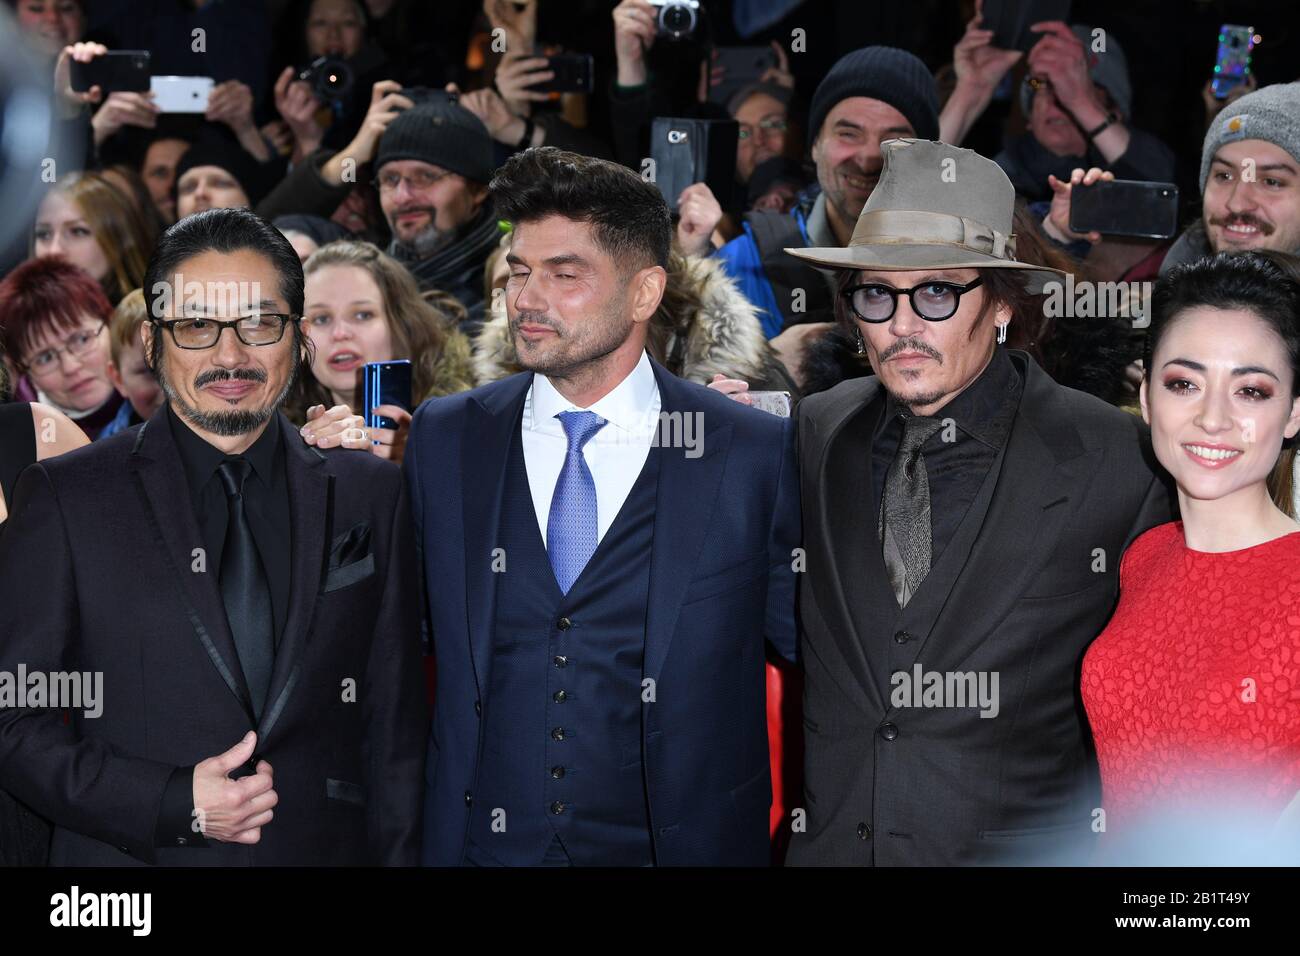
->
[[0, 207, 425, 865], [784, 139, 1173, 865]]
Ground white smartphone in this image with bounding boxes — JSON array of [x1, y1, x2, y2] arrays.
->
[[149, 75, 214, 113]]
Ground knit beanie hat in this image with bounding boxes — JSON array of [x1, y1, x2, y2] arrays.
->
[[374, 100, 496, 185], [1199, 81, 1300, 194], [173, 132, 273, 206], [807, 46, 940, 142]]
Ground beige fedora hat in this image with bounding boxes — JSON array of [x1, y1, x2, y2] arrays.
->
[[787, 138, 1067, 293]]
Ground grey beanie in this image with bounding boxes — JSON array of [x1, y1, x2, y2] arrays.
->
[[1199, 81, 1300, 194], [1019, 24, 1132, 121]]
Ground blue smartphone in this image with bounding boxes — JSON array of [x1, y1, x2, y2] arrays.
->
[[362, 360, 412, 432], [1212, 25, 1256, 99]]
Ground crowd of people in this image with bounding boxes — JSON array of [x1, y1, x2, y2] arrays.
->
[[0, 0, 1298, 868]]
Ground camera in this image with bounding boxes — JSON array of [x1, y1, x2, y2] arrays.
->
[[649, 0, 700, 40], [298, 55, 354, 104]]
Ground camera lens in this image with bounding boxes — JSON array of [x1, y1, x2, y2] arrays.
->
[[661, 3, 696, 37]]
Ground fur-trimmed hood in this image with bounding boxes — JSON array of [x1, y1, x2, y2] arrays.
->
[[472, 254, 791, 392]]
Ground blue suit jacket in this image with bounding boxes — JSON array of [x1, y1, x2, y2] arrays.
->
[[403, 357, 800, 866]]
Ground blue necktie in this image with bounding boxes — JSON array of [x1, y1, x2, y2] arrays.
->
[[547, 410, 607, 594]]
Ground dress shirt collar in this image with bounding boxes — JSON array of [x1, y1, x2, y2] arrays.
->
[[167, 401, 283, 492], [528, 349, 660, 436]]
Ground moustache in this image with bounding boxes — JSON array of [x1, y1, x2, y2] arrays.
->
[[1209, 213, 1274, 235], [194, 367, 267, 389], [511, 311, 563, 335], [392, 205, 435, 219], [880, 338, 943, 363]]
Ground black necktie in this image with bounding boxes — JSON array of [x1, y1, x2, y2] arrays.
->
[[217, 458, 274, 718], [879, 412, 945, 607]]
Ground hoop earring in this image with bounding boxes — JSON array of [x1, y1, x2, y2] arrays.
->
[[996, 321, 1008, 345], [855, 328, 867, 355]]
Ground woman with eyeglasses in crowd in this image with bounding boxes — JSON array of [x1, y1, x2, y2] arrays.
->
[[0, 255, 123, 440]]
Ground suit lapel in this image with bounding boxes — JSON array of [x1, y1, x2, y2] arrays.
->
[[643, 361, 732, 683], [463, 374, 533, 699], [259, 415, 330, 740], [809, 380, 892, 713], [129, 408, 254, 721]]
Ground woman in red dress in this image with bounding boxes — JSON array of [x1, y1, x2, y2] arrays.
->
[[1082, 251, 1300, 860]]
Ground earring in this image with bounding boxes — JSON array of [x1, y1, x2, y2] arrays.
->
[[855, 328, 867, 355], [996, 321, 1008, 345]]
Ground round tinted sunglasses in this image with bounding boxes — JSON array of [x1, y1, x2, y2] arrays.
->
[[842, 277, 983, 323]]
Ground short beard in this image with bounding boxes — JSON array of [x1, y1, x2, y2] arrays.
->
[[154, 344, 298, 437], [511, 296, 634, 382], [393, 219, 453, 259]]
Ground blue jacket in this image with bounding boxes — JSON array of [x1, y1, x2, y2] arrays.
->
[[403, 358, 800, 866], [715, 205, 812, 339]]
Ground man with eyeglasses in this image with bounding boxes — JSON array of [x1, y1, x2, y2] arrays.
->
[[784, 138, 1172, 866], [370, 95, 500, 332], [938, 17, 1174, 204], [0, 207, 426, 866]]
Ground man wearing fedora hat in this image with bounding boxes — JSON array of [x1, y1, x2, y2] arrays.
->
[[786, 138, 1173, 866]]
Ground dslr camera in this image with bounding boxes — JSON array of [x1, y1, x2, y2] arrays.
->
[[648, 0, 701, 39], [298, 55, 354, 104]]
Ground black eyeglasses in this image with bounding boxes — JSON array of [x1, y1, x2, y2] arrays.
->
[[152, 315, 296, 349], [841, 278, 983, 323]]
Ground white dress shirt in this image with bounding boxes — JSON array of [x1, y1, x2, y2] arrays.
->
[[522, 350, 662, 545]]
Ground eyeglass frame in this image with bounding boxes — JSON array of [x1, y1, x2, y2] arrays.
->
[[371, 167, 454, 193], [737, 117, 789, 141], [841, 277, 984, 323], [150, 314, 298, 349], [20, 320, 108, 376]]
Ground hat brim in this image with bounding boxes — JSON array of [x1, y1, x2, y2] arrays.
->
[[786, 243, 1068, 294]]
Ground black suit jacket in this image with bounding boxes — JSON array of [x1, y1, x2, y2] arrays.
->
[[0, 406, 426, 865], [789, 351, 1174, 866]]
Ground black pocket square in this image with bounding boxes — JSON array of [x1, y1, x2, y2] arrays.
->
[[322, 523, 375, 592], [328, 523, 372, 568]]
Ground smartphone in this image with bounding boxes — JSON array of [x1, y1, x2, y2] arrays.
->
[[363, 360, 413, 432], [150, 76, 214, 113], [746, 390, 792, 418], [533, 53, 594, 95], [982, 0, 1072, 52], [708, 45, 780, 106], [69, 50, 151, 93], [1069, 180, 1180, 240], [1212, 24, 1256, 99]]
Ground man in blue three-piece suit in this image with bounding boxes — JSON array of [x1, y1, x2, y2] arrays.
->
[[403, 147, 800, 866]]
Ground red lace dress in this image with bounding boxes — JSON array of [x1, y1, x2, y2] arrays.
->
[[1082, 521, 1300, 834]]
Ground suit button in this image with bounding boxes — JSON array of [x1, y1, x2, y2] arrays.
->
[[474, 700, 481, 716], [557, 617, 572, 631], [857, 823, 872, 840], [878, 722, 899, 741], [893, 630, 911, 644], [553, 690, 568, 703], [551, 766, 565, 779], [175, 836, 188, 846], [551, 727, 565, 741], [553, 655, 568, 668], [550, 801, 566, 814], [464, 791, 473, 806]]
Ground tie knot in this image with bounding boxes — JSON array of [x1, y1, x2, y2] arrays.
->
[[898, 413, 945, 453], [556, 410, 607, 450], [217, 458, 252, 498]]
